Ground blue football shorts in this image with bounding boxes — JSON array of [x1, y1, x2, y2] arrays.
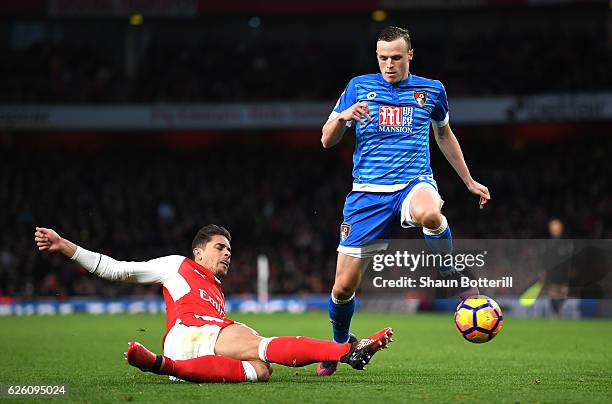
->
[[337, 176, 441, 258]]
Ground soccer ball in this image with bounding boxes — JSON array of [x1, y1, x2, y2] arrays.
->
[[454, 295, 503, 343]]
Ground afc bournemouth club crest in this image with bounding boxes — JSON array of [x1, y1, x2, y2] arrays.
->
[[414, 90, 427, 107], [340, 223, 351, 241]]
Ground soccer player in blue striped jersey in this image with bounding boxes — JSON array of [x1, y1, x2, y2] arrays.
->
[[317, 26, 491, 376]]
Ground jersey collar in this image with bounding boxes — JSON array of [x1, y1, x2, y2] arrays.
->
[[187, 258, 222, 284], [378, 72, 412, 88]]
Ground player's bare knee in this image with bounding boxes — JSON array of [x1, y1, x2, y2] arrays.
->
[[421, 210, 443, 230], [250, 361, 271, 382], [332, 284, 355, 301], [257, 368, 270, 382]]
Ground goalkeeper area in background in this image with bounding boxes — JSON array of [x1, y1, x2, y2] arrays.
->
[[2, 312, 611, 403]]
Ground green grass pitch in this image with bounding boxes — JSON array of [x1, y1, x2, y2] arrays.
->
[[1, 312, 611, 403]]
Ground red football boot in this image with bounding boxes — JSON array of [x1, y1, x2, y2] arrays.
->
[[125, 341, 164, 373], [340, 327, 393, 370]]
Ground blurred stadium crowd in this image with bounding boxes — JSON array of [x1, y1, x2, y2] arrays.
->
[[2, 31, 608, 103], [1, 135, 610, 299], [1, 5, 609, 103]]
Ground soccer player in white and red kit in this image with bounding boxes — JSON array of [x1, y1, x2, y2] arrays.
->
[[34, 225, 393, 383]]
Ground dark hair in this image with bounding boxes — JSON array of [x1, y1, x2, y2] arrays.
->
[[377, 26, 411, 50], [192, 224, 231, 250]]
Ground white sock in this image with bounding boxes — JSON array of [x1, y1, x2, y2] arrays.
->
[[331, 292, 355, 305], [258, 337, 276, 362], [242, 361, 258, 382]]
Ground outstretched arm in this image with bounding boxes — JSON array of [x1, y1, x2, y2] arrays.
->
[[35, 226, 78, 256], [34, 227, 182, 283], [432, 124, 491, 209]]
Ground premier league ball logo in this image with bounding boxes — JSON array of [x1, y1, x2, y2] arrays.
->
[[414, 90, 427, 107]]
